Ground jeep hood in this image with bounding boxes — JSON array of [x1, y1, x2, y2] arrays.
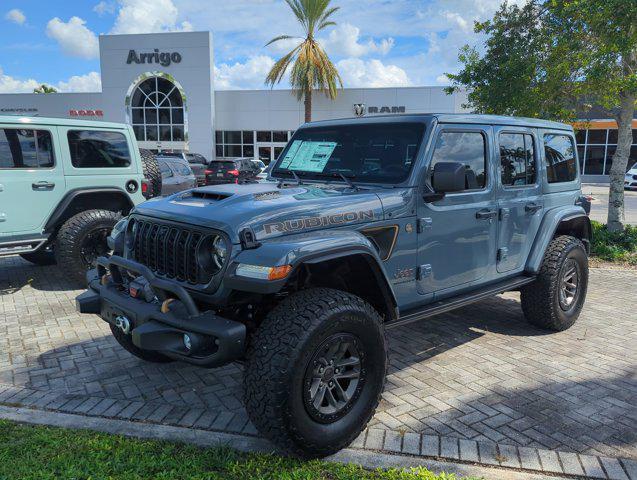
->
[[133, 183, 384, 244]]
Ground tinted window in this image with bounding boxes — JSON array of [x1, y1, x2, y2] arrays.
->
[[544, 134, 577, 183], [430, 131, 486, 189], [158, 160, 172, 178], [500, 133, 536, 186], [68, 130, 131, 168], [0, 129, 54, 169], [274, 123, 424, 184], [173, 163, 192, 176]]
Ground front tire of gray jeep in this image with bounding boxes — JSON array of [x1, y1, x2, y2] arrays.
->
[[244, 288, 387, 458], [521, 235, 588, 331], [55, 209, 121, 286], [109, 324, 174, 363]]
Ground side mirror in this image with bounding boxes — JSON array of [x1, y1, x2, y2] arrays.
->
[[431, 161, 465, 193]]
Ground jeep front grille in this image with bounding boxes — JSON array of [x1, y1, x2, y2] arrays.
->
[[130, 219, 208, 284]]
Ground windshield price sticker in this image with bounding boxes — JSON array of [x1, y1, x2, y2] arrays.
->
[[279, 140, 337, 172]]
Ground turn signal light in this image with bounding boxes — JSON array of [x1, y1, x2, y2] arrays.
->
[[236, 263, 292, 281], [268, 265, 292, 281]]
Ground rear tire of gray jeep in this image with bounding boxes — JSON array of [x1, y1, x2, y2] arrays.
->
[[244, 288, 387, 458], [109, 324, 174, 363], [140, 149, 162, 199], [56, 209, 121, 286], [20, 247, 56, 266], [521, 235, 588, 331]]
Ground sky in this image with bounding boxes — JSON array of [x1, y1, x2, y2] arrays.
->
[[0, 0, 522, 94]]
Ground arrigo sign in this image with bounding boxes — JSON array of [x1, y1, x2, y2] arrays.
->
[[126, 49, 182, 67]]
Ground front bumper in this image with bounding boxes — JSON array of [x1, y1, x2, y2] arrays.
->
[[76, 255, 246, 368]]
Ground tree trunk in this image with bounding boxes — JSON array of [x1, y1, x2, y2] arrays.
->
[[606, 91, 635, 232], [304, 88, 312, 123]]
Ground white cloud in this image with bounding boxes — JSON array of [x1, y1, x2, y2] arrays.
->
[[93, 1, 116, 15], [110, 0, 193, 34], [214, 56, 275, 90], [56, 71, 102, 92], [0, 67, 102, 93], [320, 23, 394, 58], [46, 17, 99, 59], [5, 8, 26, 25], [0, 67, 40, 93], [336, 59, 411, 88]]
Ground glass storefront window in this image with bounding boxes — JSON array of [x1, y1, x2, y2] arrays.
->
[[607, 129, 618, 144], [587, 129, 607, 144], [225, 131, 242, 144], [243, 131, 254, 143], [584, 145, 605, 174], [257, 131, 272, 142], [273, 131, 288, 142], [575, 130, 586, 144]]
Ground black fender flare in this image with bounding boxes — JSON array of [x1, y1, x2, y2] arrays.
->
[[225, 231, 399, 321], [44, 187, 134, 234]]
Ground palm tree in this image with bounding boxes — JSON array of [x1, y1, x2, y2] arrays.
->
[[33, 84, 57, 94], [265, 0, 342, 122]]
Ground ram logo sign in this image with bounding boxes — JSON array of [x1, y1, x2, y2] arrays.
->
[[353, 105, 406, 116]]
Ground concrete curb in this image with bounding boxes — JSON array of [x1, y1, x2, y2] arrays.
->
[[0, 384, 635, 480], [0, 405, 569, 480]]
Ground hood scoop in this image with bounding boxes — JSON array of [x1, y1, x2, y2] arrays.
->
[[189, 190, 233, 201], [253, 191, 281, 201]]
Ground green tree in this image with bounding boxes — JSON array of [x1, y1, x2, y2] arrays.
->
[[33, 84, 57, 94], [447, 0, 637, 232], [265, 0, 342, 123]]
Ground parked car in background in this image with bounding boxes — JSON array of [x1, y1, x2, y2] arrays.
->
[[160, 151, 208, 186], [0, 115, 157, 285], [205, 157, 260, 185], [157, 156, 197, 195], [625, 162, 637, 190]]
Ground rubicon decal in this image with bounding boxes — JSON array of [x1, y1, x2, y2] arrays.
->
[[263, 210, 374, 235]]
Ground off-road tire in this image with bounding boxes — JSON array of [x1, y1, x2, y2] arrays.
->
[[55, 209, 121, 286], [521, 235, 588, 331], [139, 148, 162, 198], [20, 247, 56, 266], [244, 288, 387, 458], [110, 324, 173, 363]]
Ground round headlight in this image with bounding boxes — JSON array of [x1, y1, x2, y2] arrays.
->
[[211, 235, 227, 270]]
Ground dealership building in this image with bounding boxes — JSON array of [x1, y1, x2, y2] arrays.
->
[[0, 31, 635, 179]]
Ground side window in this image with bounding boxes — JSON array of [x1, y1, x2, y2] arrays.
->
[[499, 133, 536, 186], [174, 163, 192, 176], [544, 134, 577, 183], [67, 130, 131, 168], [430, 131, 487, 190], [158, 161, 173, 178], [0, 129, 54, 169]]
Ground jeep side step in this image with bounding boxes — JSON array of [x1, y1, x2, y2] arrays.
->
[[386, 275, 536, 329], [0, 238, 48, 256]]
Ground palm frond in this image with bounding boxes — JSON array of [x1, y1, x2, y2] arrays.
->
[[265, 35, 299, 47]]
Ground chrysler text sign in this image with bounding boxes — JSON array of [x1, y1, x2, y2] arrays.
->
[[126, 49, 182, 67]]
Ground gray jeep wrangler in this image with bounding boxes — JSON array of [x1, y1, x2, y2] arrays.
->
[[77, 114, 591, 457]]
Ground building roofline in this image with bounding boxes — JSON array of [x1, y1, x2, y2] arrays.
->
[[0, 115, 129, 129]]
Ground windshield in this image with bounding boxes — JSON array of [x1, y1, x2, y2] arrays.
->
[[272, 122, 425, 184]]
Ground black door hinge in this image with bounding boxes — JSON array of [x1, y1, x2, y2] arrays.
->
[[239, 228, 261, 250]]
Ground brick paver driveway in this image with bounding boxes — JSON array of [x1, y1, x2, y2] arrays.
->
[[1, 256, 635, 461]]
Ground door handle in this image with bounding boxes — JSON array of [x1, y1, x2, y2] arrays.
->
[[476, 209, 498, 220], [32, 181, 55, 190], [525, 202, 542, 213]]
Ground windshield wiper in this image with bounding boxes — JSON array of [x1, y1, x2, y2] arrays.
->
[[337, 172, 360, 191], [273, 168, 304, 187]]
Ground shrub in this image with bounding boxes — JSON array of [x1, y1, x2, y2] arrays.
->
[[590, 221, 637, 264]]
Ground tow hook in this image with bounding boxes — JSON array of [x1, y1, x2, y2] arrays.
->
[[115, 315, 131, 335]]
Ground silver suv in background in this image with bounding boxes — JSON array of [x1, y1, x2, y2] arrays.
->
[[160, 151, 208, 186], [157, 156, 197, 196]]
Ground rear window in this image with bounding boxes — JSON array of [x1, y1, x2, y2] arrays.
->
[[544, 134, 577, 183], [0, 129, 54, 169], [211, 161, 237, 169], [68, 130, 131, 168]]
